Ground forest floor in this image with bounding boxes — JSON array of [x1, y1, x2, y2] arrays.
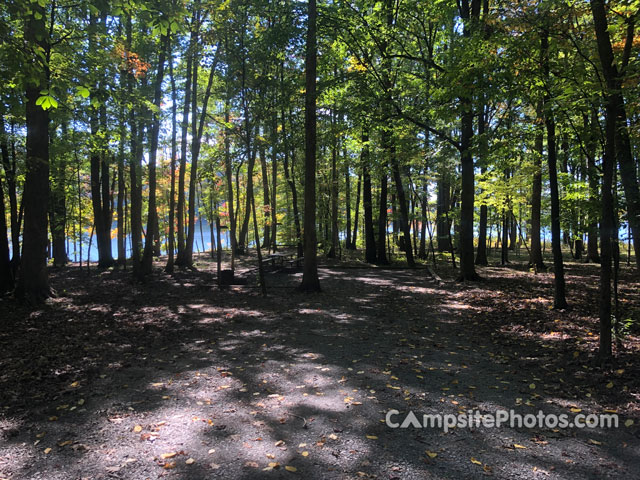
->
[[1, 250, 639, 480]]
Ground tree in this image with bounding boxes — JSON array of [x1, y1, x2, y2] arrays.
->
[[541, 28, 568, 310], [15, 0, 52, 301], [300, 0, 321, 292]]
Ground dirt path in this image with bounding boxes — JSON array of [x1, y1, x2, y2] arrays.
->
[[1, 260, 639, 479]]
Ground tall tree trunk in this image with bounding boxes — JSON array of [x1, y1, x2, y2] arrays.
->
[[299, 0, 321, 292], [50, 125, 68, 267], [237, 25, 255, 256], [281, 103, 303, 257], [350, 172, 361, 250], [586, 112, 600, 263], [16, 1, 51, 301], [259, 128, 271, 249], [590, 1, 640, 272], [501, 210, 509, 265], [376, 169, 389, 265], [182, 39, 218, 266], [0, 123, 13, 292], [141, 35, 168, 276], [362, 130, 376, 263], [238, 133, 256, 254], [251, 182, 267, 295], [176, 16, 197, 265], [542, 31, 568, 309], [529, 100, 545, 269], [89, 12, 113, 269], [0, 116, 19, 268], [390, 147, 415, 266], [436, 172, 451, 252], [345, 163, 352, 249], [590, 0, 631, 358], [166, 38, 178, 273], [475, 89, 488, 266], [328, 110, 339, 258], [270, 109, 278, 251], [456, 0, 481, 281], [419, 180, 428, 259], [476, 190, 488, 265], [126, 16, 143, 276], [224, 107, 237, 269], [116, 82, 126, 267]]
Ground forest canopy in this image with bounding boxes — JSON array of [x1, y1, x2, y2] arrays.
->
[[0, 0, 639, 361]]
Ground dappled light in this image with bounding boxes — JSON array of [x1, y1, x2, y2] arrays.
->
[[2, 257, 639, 479]]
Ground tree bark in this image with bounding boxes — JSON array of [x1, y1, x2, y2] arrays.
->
[[15, 1, 52, 301], [0, 123, 12, 292], [456, 0, 481, 281], [176, 14, 197, 264], [141, 35, 168, 276], [259, 128, 271, 249], [281, 107, 302, 257], [126, 15, 143, 277], [529, 100, 545, 269], [328, 110, 339, 258], [0, 116, 19, 269], [50, 125, 68, 267], [376, 169, 389, 265], [362, 130, 376, 263], [299, 0, 321, 292], [350, 172, 361, 250], [390, 147, 415, 266], [542, 31, 568, 309]]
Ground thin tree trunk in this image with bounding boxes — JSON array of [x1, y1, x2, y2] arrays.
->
[[390, 147, 415, 266], [176, 14, 197, 264], [0, 125, 12, 292], [50, 124, 68, 267], [328, 110, 339, 258], [362, 132, 376, 263], [281, 105, 302, 257], [586, 113, 600, 263], [259, 128, 271, 249], [299, 0, 321, 292], [376, 170, 389, 265], [166, 37, 178, 273], [127, 16, 143, 276], [141, 35, 168, 276], [224, 107, 237, 269], [542, 30, 568, 309], [350, 172, 361, 250], [345, 164, 352, 249], [270, 109, 278, 251], [0, 116, 19, 268], [529, 100, 545, 269]]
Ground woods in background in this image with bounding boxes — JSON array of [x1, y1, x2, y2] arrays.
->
[[0, 0, 639, 359]]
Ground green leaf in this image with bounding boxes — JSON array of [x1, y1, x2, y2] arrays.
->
[[77, 86, 90, 98]]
